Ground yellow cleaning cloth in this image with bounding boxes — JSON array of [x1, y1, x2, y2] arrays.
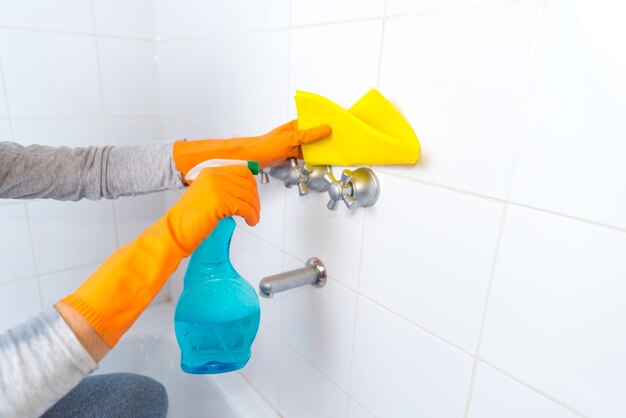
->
[[295, 89, 420, 166]]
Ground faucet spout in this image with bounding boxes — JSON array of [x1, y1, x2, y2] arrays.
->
[[259, 258, 327, 298]]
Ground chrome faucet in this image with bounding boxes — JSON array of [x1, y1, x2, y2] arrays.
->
[[259, 258, 327, 298]]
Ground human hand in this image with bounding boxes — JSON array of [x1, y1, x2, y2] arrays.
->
[[173, 120, 332, 179]]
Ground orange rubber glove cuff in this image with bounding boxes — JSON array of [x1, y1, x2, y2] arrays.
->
[[173, 120, 331, 179], [62, 166, 260, 348]]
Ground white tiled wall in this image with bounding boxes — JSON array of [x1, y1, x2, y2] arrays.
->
[[0, 2, 167, 334], [153, 0, 626, 417], [1, 1, 624, 417]]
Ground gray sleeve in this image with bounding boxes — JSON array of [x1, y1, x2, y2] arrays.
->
[[0, 306, 98, 418], [0, 141, 186, 201]]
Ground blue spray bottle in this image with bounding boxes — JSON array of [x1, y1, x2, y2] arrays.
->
[[174, 160, 261, 374]]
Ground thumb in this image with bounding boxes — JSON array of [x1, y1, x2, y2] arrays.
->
[[297, 123, 332, 144]]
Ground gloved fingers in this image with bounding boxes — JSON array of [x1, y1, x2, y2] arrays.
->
[[296, 123, 332, 144], [219, 179, 261, 216], [221, 195, 260, 226], [215, 166, 259, 190]]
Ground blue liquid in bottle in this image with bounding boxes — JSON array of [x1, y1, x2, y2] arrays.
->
[[174, 217, 260, 374]]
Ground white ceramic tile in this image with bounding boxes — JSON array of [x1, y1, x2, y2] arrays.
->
[[379, 5, 539, 198], [157, 41, 189, 122], [154, 0, 187, 40], [510, 0, 626, 229], [348, 401, 375, 418], [0, 73, 9, 118], [0, 119, 12, 140], [468, 363, 579, 418], [0, 0, 93, 34], [387, 0, 513, 16], [12, 118, 105, 147], [360, 173, 503, 351], [113, 193, 166, 247], [230, 0, 290, 32], [0, 279, 41, 332], [235, 176, 285, 250], [279, 344, 349, 418], [283, 181, 364, 290], [480, 205, 626, 417], [159, 120, 197, 142], [106, 118, 161, 145], [289, 21, 382, 117], [282, 254, 357, 390], [0, 204, 36, 283], [186, 38, 231, 131], [230, 228, 283, 335], [28, 199, 116, 274], [351, 297, 473, 418], [39, 263, 99, 306], [291, 0, 384, 26], [93, 0, 154, 39], [231, 30, 289, 137], [0, 30, 102, 118], [241, 324, 281, 409], [99, 38, 158, 117], [186, 0, 229, 37]]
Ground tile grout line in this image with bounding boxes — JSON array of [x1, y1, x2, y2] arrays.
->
[[478, 358, 588, 418], [0, 24, 155, 42], [89, 0, 120, 249], [381, 168, 626, 236], [22, 203, 44, 308], [463, 2, 547, 416]]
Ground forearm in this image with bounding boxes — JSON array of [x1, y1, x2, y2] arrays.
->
[[0, 307, 97, 418], [0, 141, 185, 201]]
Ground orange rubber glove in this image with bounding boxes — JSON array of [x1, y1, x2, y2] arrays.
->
[[173, 120, 332, 180], [61, 165, 260, 348]]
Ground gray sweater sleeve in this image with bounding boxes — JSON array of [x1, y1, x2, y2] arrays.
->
[[0, 141, 186, 201], [0, 307, 98, 418]]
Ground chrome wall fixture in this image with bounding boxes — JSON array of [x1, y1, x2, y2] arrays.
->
[[262, 157, 380, 211], [259, 257, 327, 298]]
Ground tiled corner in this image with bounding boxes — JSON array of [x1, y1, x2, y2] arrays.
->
[[509, 0, 626, 229], [93, 0, 155, 39], [98, 38, 158, 117], [106, 118, 161, 145], [468, 363, 580, 418], [113, 193, 166, 247], [12, 118, 106, 147], [282, 254, 357, 390], [230, 30, 289, 137], [378, 4, 539, 198], [0, 203, 36, 283], [230, 228, 284, 335], [230, 0, 289, 32], [0, 30, 102, 118], [283, 183, 365, 290], [289, 20, 383, 116], [241, 324, 281, 409], [360, 172, 503, 352], [186, 38, 231, 131], [350, 297, 473, 418], [279, 343, 349, 418], [291, 0, 385, 26], [0, 278, 42, 333], [480, 205, 626, 417], [0, 0, 93, 34], [27, 199, 116, 275]]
